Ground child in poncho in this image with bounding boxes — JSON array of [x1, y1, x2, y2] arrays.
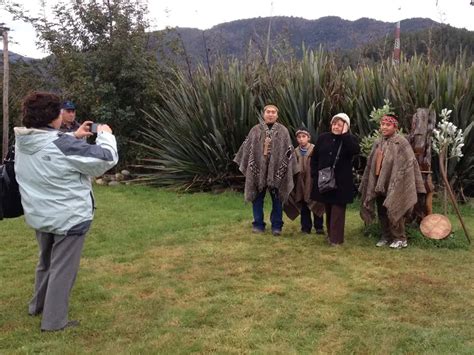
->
[[293, 128, 324, 234]]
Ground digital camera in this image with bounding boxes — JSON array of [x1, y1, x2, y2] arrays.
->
[[90, 123, 99, 134]]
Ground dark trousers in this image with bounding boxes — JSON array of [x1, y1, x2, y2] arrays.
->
[[29, 231, 86, 330], [252, 188, 283, 232], [325, 203, 347, 244], [376, 196, 406, 242], [300, 202, 324, 232]]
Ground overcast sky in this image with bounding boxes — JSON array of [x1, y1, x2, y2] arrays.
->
[[1, 0, 473, 59]]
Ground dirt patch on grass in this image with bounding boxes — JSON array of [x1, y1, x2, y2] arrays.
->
[[82, 257, 139, 275]]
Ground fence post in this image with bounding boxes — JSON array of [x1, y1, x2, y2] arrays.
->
[[1, 25, 10, 160]]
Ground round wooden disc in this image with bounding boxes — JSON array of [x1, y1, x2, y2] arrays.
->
[[420, 214, 452, 240]]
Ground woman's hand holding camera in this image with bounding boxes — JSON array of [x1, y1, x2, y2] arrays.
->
[[74, 120, 94, 139], [73, 121, 112, 138]]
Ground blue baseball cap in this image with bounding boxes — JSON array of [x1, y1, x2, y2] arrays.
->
[[61, 101, 76, 110]]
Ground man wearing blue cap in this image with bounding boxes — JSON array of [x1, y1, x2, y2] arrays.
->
[[59, 101, 81, 132]]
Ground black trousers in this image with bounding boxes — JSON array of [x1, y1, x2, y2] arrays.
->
[[300, 202, 324, 232]]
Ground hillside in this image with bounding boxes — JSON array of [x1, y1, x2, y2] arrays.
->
[[151, 16, 448, 65], [4, 16, 473, 68]]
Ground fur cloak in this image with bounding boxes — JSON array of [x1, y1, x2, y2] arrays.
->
[[234, 122, 298, 203], [359, 133, 426, 225]]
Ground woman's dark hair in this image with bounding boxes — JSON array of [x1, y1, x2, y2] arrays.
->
[[22, 92, 61, 128]]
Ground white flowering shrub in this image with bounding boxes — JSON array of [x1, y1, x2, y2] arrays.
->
[[432, 108, 465, 160]]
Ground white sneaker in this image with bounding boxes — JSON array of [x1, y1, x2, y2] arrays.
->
[[389, 240, 408, 249], [376, 239, 389, 247]]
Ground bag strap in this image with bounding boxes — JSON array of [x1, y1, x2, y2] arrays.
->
[[332, 141, 343, 169], [5, 145, 14, 163], [2, 146, 15, 186], [1, 164, 11, 186]]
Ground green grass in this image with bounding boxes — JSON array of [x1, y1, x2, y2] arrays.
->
[[1, 186, 473, 353]]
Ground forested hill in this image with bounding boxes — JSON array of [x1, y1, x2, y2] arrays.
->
[[149, 16, 474, 64], [4, 16, 473, 65]]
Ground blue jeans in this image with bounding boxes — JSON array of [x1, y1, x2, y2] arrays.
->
[[252, 188, 283, 232]]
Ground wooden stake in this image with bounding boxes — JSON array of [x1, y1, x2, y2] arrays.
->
[[439, 148, 471, 244], [2, 27, 9, 160]]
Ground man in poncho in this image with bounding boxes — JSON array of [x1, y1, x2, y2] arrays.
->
[[359, 114, 426, 249], [234, 104, 298, 236]]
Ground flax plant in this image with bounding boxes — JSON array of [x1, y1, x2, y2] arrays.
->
[[270, 48, 339, 136], [134, 60, 260, 190], [339, 62, 390, 137], [134, 48, 474, 194], [390, 56, 474, 193]]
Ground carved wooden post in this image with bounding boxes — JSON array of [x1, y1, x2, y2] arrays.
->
[[408, 108, 436, 220]]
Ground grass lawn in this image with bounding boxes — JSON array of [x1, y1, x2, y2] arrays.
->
[[1, 185, 473, 353]]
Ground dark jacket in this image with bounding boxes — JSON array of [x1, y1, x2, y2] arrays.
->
[[310, 132, 360, 205], [59, 120, 81, 133]]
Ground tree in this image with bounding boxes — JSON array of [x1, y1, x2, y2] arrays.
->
[[6, 0, 162, 164], [0, 58, 52, 144]]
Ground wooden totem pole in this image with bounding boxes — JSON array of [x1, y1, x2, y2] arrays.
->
[[408, 108, 436, 220]]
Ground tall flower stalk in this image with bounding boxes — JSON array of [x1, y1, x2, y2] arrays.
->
[[432, 109, 465, 213], [432, 109, 465, 159]]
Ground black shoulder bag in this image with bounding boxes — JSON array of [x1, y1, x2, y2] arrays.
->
[[0, 146, 24, 220], [317, 141, 342, 194]]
